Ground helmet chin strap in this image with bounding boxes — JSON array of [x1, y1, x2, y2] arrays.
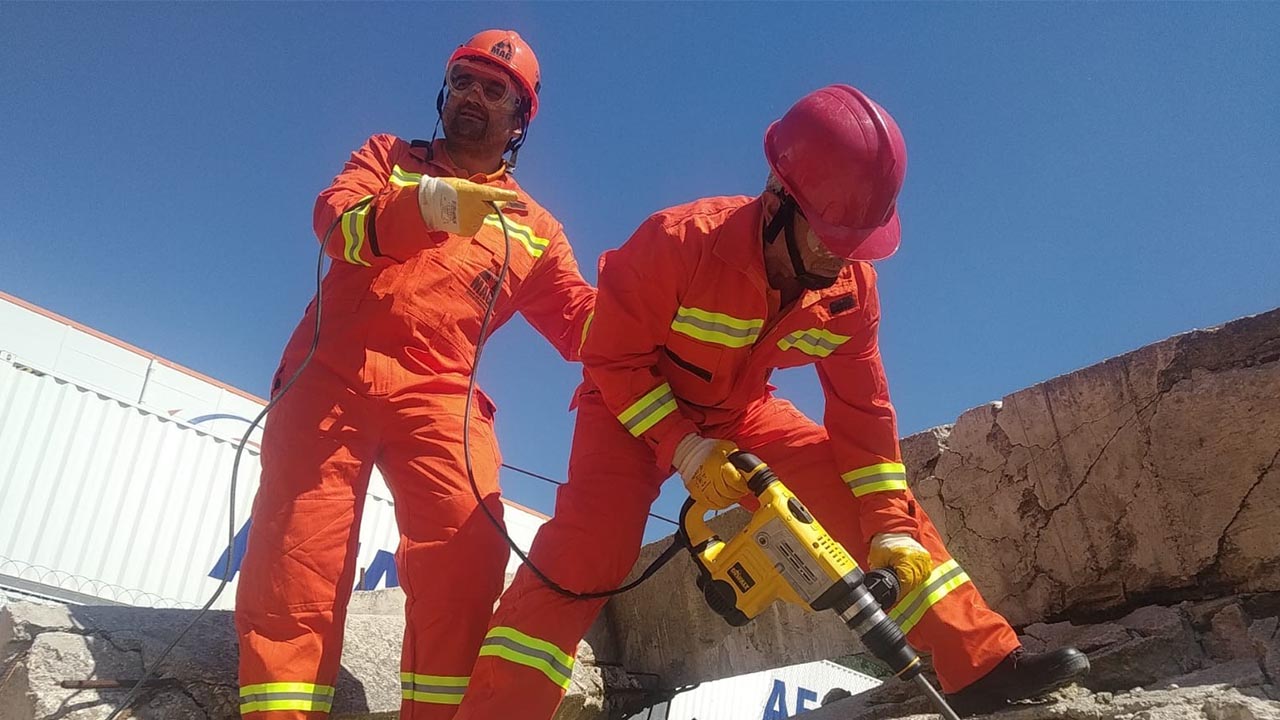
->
[[764, 193, 840, 291], [431, 83, 447, 146]]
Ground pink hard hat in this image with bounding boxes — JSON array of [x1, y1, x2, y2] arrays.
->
[[764, 84, 907, 261]]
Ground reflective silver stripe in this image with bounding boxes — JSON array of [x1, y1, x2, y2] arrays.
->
[[339, 196, 374, 267], [398, 672, 468, 705], [239, 682, 335, 714], [240, 692, 330, 703], [670, 306, 763, 348], [888, 559, 970, 634], [390, 164, 423, 187], [481, 635, 574, 680], [618, 383, 678, 436], [777, 328, 852, 358], [401, 682, 467, 695], [842, 462, 909, 496], [483, 214, 549, 259]]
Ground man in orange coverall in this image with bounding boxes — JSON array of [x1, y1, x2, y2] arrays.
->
[[235, 30, 595, 719], [455, 85, 1089, 719]]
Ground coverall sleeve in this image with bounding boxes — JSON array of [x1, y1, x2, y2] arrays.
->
[[313, 133, 447, 266], [581, 216, 701, 470], [815, 272, 919, 541], [513, 227, 597, 362]]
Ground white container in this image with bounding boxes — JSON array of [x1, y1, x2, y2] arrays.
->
[[656, 659, 881, 719], [0, 292, 546, 608]]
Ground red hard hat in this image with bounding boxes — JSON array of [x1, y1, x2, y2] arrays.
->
[[448, 29, 542, 120], [764, 85, 907, 261]]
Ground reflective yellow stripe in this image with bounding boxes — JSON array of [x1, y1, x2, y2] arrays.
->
[[400, 672, 468, 705], [777, 328, 852, 357], [478, 626, 575, 689], [241, 696, 335, 707], [389, 164, 423, 187], [617, 383, 678, 436], [669, 306, 763, 348], [339, 195, 374, 267], [888, 559, 971, 634], [842, 462, 908, 497], [239, 682, 336, 697], [483, 213, 549, 259], [240, 682, 335, 715], [579, 310, 595, 352], [386, 166, 545, 259]]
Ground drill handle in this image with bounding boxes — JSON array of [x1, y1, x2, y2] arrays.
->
[[678, 497, 718, 550], [726, 451, 778, 496]]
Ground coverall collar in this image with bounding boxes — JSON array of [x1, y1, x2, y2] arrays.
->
[[713, 197, 853, 310], [413, 138, 510, 184], [712, 197, 769, 292]]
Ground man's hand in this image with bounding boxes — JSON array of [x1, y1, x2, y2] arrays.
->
[[673, 434, 748, 510], [868, 533, 933, 598], [417, 176, 518, 237]]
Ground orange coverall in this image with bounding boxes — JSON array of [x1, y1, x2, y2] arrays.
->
[[235, 134, 595, 719], [455, 196, 1019, 719]]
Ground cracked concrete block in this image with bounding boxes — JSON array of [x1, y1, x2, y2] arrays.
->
[[552, 643, 605, 720], [906, 308, 1280, 627], [345, 588, 405, 617], [1158, 658, 1266, 691], [1020, 619, 1130, 654], [1248, 618, 1280, 688], [1188, 597, 1249, 630], [1087, 627, 1204, 692], [1, 602, 80, 655], [0, 601, 606, 720], [1118, 604, 1185, 638], [1208, 604, 1258, 662]]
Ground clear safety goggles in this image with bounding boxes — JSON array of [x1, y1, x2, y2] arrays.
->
[[446, 58, 519, 107]]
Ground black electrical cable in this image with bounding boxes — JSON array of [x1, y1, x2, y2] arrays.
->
[[107, 191, 681, 717], [500, 462, 678, 527], [104, 200, 371, 720], [468, 204, 683, 600]]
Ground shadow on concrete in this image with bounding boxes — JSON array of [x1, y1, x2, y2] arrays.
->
[[61, 605, 373, 719]]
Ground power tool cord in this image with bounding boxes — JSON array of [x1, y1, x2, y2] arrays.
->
[[103, 199, 369, 720], [107, 195, 681, 717], [464, 203, 683, 600]]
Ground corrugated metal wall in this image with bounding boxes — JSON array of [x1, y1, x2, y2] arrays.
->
[[0, 359, 259, 607], [0, 358, 545, 609], [0, 293, 551, 608]]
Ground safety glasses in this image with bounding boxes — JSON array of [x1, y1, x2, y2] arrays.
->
[[446, 58, 518, 107]]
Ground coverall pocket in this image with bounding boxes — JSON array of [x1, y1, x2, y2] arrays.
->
[[660, 335, 728, 407], [471, 387, 498, 423]]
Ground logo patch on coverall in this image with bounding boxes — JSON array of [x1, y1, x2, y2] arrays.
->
[[829, 294, 857, 314], [469, 269, 500, 306]]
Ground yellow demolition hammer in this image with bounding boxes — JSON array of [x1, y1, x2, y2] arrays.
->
[[679, 451, 962, 720]]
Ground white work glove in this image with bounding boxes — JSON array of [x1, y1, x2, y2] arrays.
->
[[868, 533, 933, 598], [673, 433, 747, 511], [417, 176, 518, 237]]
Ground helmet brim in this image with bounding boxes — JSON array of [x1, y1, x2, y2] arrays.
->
[[810, 210, 901, 262]]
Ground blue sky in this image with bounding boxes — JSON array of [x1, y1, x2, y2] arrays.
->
[[2, 3, 1277, 542]]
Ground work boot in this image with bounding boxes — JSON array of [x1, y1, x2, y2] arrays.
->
[[945, 647, 1091, 716]]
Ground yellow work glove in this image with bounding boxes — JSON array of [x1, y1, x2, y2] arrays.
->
[[673, 434, 748, 511], [868, 533, 933, 598], [417, 176, 518, 237]]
